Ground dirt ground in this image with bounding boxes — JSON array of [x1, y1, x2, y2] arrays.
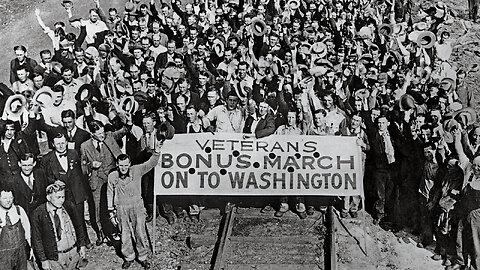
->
[[0, 0, 480, 270]]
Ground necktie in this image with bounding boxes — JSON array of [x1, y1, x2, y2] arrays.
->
[[59, 153, 67, 158], [28, 176, 33, 190], [5, 211, 11, 226], [54, 209, 62, 241], [68, 131, 73, 141], [146, 133, 152, 149], [96, 142, 102, 153]]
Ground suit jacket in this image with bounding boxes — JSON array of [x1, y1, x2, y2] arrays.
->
[[243, 112, 276, 138], [172, 91, 201, 111], [117, 132, 142, 165], [9, 168, 49, 216], [36, 116, 91, 155], [0, 135, 29, 180], [31, 202, 87, 262], [41, 149, 89, 204], [154, 52, 176, 71], [80, 129, 124, 190]]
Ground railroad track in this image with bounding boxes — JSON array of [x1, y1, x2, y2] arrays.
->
[[182, 204, 337, 270]]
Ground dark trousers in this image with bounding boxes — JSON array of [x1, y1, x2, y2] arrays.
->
[[373, 170, 394, 219], [70, 200, 91, 245], [468, 209, 480, 268], [469, 0, 479, 20], [418, 196, 434, 245]]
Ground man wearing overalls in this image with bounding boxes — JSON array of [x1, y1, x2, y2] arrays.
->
[[0, 186, 31, 270]]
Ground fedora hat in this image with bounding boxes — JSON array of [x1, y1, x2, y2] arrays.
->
[[417, 31, 436, 49], [120, 96, 139, 114], [213, 39, 225, 57], [393, 23, 407, 35], [75, 84, 95, 103], [287, 0, 300, 9], [61, 0, 73, 9], [310, 42, 327, 58], [313, 58, 333, 69], [452, 107, 477, 126], [298, 42, 312, 55], [125, 2, 136, 12], [408, 31, 421, 42], [378, 24, 393, 36], [356, 26, 373, 40], [32, 87, 54, 108], [399, 94, 416, 111], [440, 77, 456, 92], [251, 18, 267, 36], [443, 118, 460, 143], [133, 91, 149, 104], [354, 88, 370, 100], [5, 94, 26, 118], [413, 22, 428, 31]]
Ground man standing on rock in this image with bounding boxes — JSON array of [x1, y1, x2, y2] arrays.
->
[[107, 135, 163, 269]]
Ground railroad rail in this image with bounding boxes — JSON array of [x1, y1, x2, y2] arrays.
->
[[183, 204, 337, 270]]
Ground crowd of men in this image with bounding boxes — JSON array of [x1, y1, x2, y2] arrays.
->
[[0, 0, 480, 269]]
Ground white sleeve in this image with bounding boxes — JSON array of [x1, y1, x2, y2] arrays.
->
[[18, 206, 31, 245]]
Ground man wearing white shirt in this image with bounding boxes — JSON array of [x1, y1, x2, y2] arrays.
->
[[55, 67, 83, 104], [42, 85, 76, 126], [70, 9, 108, 46], [0, 187, 32, 269]]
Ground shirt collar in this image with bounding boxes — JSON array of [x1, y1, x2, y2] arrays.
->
[[46, 202, 62, 214], [70, 126, 77, 136], [56, 151, 68, 159], [21, 172, 33, 180]]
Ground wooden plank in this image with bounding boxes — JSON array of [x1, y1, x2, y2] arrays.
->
[[189, 235, 320, 249], [226, 264, 323, 270], [235, 208, 324, 220], [212, 203, 236, 270], [230, 236, 319, 245], [178, 264, 210, 270], [327, 206, 337, 270]]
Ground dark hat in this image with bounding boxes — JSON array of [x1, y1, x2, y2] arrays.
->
[[399, 94, 416, 111], [98, 43, 111, 52], [157, 122, 175, 140], [298, 42, 312, 55], [75, 84, 95, 103], [378, 24, 393, 36], [133, 91, 149, 104]]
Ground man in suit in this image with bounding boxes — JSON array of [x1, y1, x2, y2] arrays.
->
[[37, 109, 91, 155], [80, 116, 134, 246], [31, 181, 88, 270], [172, 78, 201, 111], [8, 153, 49, 217], [0, 120, 29, 184], [243, 99, 276, 138], [366, 114, 401, 226], [41, 133, 92, 249], [154, 40, 176, 73]]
